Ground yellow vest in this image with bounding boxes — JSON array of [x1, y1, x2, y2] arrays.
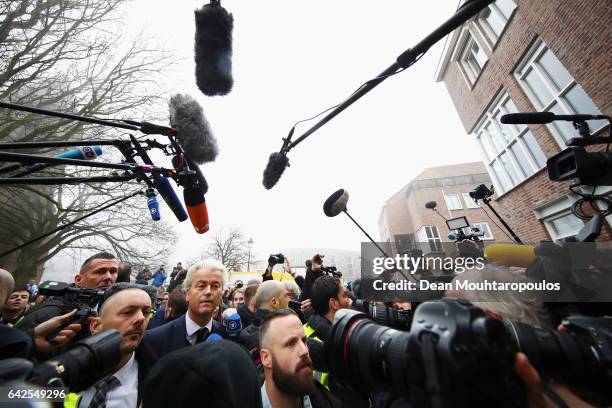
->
[[303, 322, 329, 389], [64, 392, 81, 408]]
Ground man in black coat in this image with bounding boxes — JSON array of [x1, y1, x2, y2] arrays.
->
[[145, 259, 228, 358]]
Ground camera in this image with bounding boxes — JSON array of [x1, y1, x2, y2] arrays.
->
[[353, 299, 412, 330], [468, 184, 494, 202], [320, 265, 342, 278], [547, 146, 612, 186], [38, 281, 104, 341], [268, 253, 285, 266], [0, 330, 122, 392], [326, 298, 612, 407]]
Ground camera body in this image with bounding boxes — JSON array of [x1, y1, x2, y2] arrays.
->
[[320, 265, 342, 278], [267, 253, 285, 266], [38, 281, 104, 341]]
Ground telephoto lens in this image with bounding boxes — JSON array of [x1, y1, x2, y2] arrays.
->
[[353, 300, 412, 330], [504, 315, 612, 406], [326, 298, 525, 408]]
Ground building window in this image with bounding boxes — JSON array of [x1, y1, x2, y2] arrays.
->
[[475, 0, 516, 46], [474, 222, 494, 240], [444, 193, 463, 210], [545, 211, 584, 241], [417, 226, 443, 253], [463, 193, 480, 208], [515, 40, 608, 145], [474, 91, 547, 195], [455, 29, 488, 85]]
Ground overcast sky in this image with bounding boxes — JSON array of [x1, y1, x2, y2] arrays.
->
[[47, 0, 486, 277]]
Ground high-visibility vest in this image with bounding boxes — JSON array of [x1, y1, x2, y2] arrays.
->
[[64, 392, 81, 408], [303, 322, 329, 389]]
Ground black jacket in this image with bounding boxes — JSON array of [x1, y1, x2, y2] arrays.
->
[[306, 313, 332, 343], [134, 340, 157, 407], [299, 267, 324, 301], [237, 303, 256, 327], [236, 309, 271, 352], [144, 314, 227, 359]]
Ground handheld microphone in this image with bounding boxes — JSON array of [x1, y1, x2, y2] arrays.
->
[[146, 189, 161, 221], [222, 308, 242, 337], [262, 152, 289, 190], [152, 176, 188, 222], [500, 112, 608, 125], [205, 333, 223, 342], [169, 94, 218, 164], [56, 146, 103, 160], [323, 189, 349, 217], [194, 0, 234, 96], [484, 243, 536, 268], [184, 186, 209, 234]]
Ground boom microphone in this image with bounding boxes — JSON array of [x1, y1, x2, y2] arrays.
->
[[262, 152, 289, 190], [500, 112, 608, 125], [194, 0, 234, 96], [484, 243, 536, 268], [152, 176, 189, 222], [323, 189, 349, 217], [425, 201, 437, 209], [169, 94, 218, 164]]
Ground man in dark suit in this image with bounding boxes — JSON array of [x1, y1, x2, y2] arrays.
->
[[145, 259, 228, 358], [64, 283, 157, 408]]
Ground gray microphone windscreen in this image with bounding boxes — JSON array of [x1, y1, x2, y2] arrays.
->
[[169, 94, 218, 164], [323, 189, 349, 217]]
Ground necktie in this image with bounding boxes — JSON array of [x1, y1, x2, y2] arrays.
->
[[195, 327, 210, 344], [89, 375, 120, 408]]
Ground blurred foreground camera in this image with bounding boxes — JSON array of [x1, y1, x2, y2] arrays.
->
[[327, 298, 612, 407], [0, 330, 122, 392], [547, 146, 612, 186]]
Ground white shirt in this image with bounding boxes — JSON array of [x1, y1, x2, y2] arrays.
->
[[79, 352, 139, 408], [261, 382, 312, 408], [185, 311, 213, 345]]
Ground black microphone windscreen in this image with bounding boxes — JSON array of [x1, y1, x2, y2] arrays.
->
[[169, 94, 218, 164], [323, 189, 349, 217], [500, 112, 555, 124], [262, 152, 289, 190], [425, 201, 437, 209], [194, 1, 233, 96]]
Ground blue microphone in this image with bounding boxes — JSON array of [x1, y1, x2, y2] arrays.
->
[[205, 333, 223, 342], [222, 308, 242, 337], [56, 146, 103, 160], [152, 176, 188, 222], [448, 232, 457, 241], [146, 189, 160, 221]]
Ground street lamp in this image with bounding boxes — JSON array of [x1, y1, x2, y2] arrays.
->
[[247, 238, 254, 271]]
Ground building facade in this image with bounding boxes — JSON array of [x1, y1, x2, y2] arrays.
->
[[435, 0, 611, 242], [378, 162, 512, 256]]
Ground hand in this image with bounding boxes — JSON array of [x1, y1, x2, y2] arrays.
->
[[300, 299, 312, 312], [34, 309, 82, 354], [514, 352, 555, 408]]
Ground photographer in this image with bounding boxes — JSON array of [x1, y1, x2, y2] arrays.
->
[[299, 254, 325, 302], [305, 275, 351, 389], [17, 252, 119, 343]]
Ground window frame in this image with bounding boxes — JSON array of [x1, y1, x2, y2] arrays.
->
[[452, 28, 488, 87], [462, 193, 480, 209], [473, 222, 494, 240], [417, 225, 444, 254], [472, 90, 547, 196], [444, 193, 463, 211], [514, 39, 608, 148], [474, 0, 517, 47]]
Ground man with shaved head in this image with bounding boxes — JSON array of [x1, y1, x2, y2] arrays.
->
[[65, 283, 157, 408], [238, 280, 289, 352]]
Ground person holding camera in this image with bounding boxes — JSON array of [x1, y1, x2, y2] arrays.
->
[[299, 254, 325, 302], [64, 283, 157, 408], [16, 252, 119, 346]]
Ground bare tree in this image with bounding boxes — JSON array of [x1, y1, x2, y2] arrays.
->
[[204, 228, 251, 272], [0, 0, 178, 285]]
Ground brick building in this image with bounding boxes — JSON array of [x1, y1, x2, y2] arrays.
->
[[378, 162, 512, 256], [434, 0, 611, 242]]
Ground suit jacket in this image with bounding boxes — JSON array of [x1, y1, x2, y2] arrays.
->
[[144, 314, 227, 358], [135, 341, 157, 406]]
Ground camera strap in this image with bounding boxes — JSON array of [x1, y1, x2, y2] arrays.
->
[[421, 333, 443, 408]]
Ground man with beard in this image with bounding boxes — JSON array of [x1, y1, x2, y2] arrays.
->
[[259, 309, 340, 408], [65, 283, 157, 408]]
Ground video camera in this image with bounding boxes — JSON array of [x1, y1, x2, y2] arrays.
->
[[0, 330, 122, 392], [353, 299, 412, 330], [325, 298, 612, 407], [38, 281, 105, 341]]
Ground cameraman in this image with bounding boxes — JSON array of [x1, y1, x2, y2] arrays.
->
[[305, 275, 351, 389], [299, 254, 325, 302], [17, 252, 119, 343]]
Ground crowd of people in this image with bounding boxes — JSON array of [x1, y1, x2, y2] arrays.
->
[[0, 250, 604, 407]]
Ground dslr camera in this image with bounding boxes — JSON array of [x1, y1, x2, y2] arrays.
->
[[268, 253, 285, 266], [38, 281, 104, 341]]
